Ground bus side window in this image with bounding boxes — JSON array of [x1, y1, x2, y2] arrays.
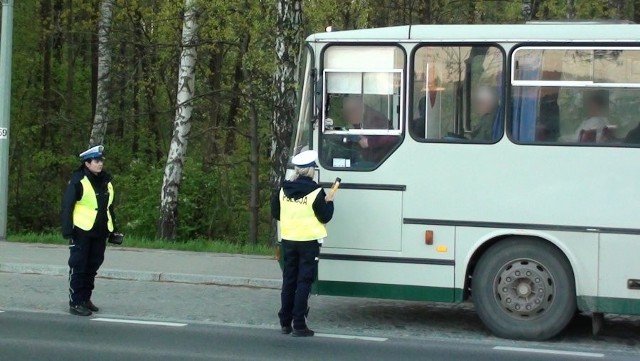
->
[[411, 46, 504, 143], [320, 46, 404, 170], [511, 47, 640, 146]]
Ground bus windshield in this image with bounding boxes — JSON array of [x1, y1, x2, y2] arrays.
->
[[290, 48, 314, 160]]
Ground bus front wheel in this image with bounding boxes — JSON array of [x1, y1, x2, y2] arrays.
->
[[472, 238, 576, 341]]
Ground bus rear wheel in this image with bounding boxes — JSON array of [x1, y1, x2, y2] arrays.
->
[[472, 238, 576, 341]]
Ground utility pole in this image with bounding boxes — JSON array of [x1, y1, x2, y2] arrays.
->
[[0, 0, 15, 241]]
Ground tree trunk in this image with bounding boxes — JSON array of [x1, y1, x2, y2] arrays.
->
[[272, 0, 303, 242], [417, 0, 431, 24], [248, 96, 259, 245], [40, 0, 52, 148], [53, 0, 64, 61], [202, 48, 223, 171], [64, 0, 75, 120], [272, 0, 302, 194], [89, 0, 114, 147], [566, 0, 576, 20], [158, 0, 198, 240], [115, 39, 126, 138], [608, 0, 624, 19], [224, 33, 250, 155]]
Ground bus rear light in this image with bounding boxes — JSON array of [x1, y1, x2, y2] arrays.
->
[[425, 230, 434, 245]]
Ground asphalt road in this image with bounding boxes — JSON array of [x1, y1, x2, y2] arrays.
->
[[0, 310, 635, 361], [1, 272, 639, 360]]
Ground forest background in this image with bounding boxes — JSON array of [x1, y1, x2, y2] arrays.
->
[[1, 0, 637, 248]]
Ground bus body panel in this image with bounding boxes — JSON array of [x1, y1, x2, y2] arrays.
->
[[316, 262, 455, 303], [309, 24, 640, 43], [322, 188, 402, 251], [599, 234, 640, 299]]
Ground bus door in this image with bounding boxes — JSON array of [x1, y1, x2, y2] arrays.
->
[[313, 45, 408, 296]]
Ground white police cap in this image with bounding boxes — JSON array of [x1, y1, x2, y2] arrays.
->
[[292, 150, 318, 168], [79, 145, 105, 161]]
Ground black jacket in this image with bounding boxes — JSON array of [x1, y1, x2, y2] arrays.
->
[[61, 167, 117, 239], [271, 176, 334, 224]]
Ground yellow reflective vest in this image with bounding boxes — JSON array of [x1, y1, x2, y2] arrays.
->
[[72, 177, 114, 232], [279, 188, 327, 241]]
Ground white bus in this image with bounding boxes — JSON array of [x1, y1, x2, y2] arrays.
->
[[285, 22, 640, 341]]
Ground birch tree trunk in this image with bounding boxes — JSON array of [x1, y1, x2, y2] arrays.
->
[[89, 0, 114, 147], [608, 0, 624, 19], [565, 0, 576, 19], [158, 0, 198, 240], [271, 0, 302, 192]]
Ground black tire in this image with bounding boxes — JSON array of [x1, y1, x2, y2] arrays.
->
[[472, 237, 576, 341]]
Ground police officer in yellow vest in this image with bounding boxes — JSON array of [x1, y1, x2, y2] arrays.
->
[[271, 150, 335, 337], [61, 145, 117, 316]]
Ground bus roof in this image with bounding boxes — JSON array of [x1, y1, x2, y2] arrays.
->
[[306, 24, 640, 43]]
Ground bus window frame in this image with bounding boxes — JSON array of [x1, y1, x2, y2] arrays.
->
[[408, 42, 507, 145], [507, 42, 640, 148], [322, 68, 404, 136], [318, 43, 407, 172], [512, 46, 640, 88], [288, 43, 317, 169]]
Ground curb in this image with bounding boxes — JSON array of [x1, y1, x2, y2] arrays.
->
[[0, 262, 281, 290]]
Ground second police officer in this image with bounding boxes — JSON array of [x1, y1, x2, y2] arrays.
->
[[61, 145, 119, 316], [271, 150, 335, 337]]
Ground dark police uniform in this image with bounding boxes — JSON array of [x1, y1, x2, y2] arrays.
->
[[271, 150, 334, 337], [61, 145, 117, 316]]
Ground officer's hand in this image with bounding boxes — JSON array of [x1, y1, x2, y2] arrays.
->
[[325, 191, 335, 203]]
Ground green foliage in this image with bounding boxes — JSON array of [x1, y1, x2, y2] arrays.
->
[[6, 0, 639, 248], [113, 160, 164, 239]]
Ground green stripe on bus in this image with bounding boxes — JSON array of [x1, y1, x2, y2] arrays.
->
[[578, 296, 640, 315], [315, 280, 462, 303]]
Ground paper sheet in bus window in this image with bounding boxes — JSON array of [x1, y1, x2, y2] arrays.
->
[[332, 158, 351, 168]]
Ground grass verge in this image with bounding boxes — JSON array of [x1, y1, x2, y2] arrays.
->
[[7, 232, 274, 256]]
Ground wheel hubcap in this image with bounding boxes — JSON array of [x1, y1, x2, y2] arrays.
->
[[494, 259, 554, 319]]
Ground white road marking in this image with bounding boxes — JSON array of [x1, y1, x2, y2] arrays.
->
[[0, 310, 4, 313], [494, 346, 604, 358], [91, 318, 187, 327], [316, 333, 387, 342]]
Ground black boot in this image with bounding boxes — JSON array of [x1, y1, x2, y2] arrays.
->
[[84, 300, 99, 312], [281, 326, 293, 335], [292, 327, 314, 337], [69, 304, 92, 316]]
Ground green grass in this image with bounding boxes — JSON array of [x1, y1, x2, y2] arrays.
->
[[7, 232, 275, 256]]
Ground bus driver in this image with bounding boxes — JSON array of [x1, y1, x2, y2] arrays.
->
[[343, 95, 398, 164]]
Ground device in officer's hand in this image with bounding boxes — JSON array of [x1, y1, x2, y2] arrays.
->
[[330, 177, 341, 195], [108, 232, 125, 245]]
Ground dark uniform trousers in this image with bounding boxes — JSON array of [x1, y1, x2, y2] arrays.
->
[[68, 233, 107, 306], [278, 240, 320, 330]]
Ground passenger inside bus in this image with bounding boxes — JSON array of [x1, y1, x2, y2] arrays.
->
[[565, 89, 610, 143], [624, 122, 640, 144], [343, 95, 399, 163], [410, 96, 427, 138], [535, 92, 560, 142], [470, 86, 498, 141]]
